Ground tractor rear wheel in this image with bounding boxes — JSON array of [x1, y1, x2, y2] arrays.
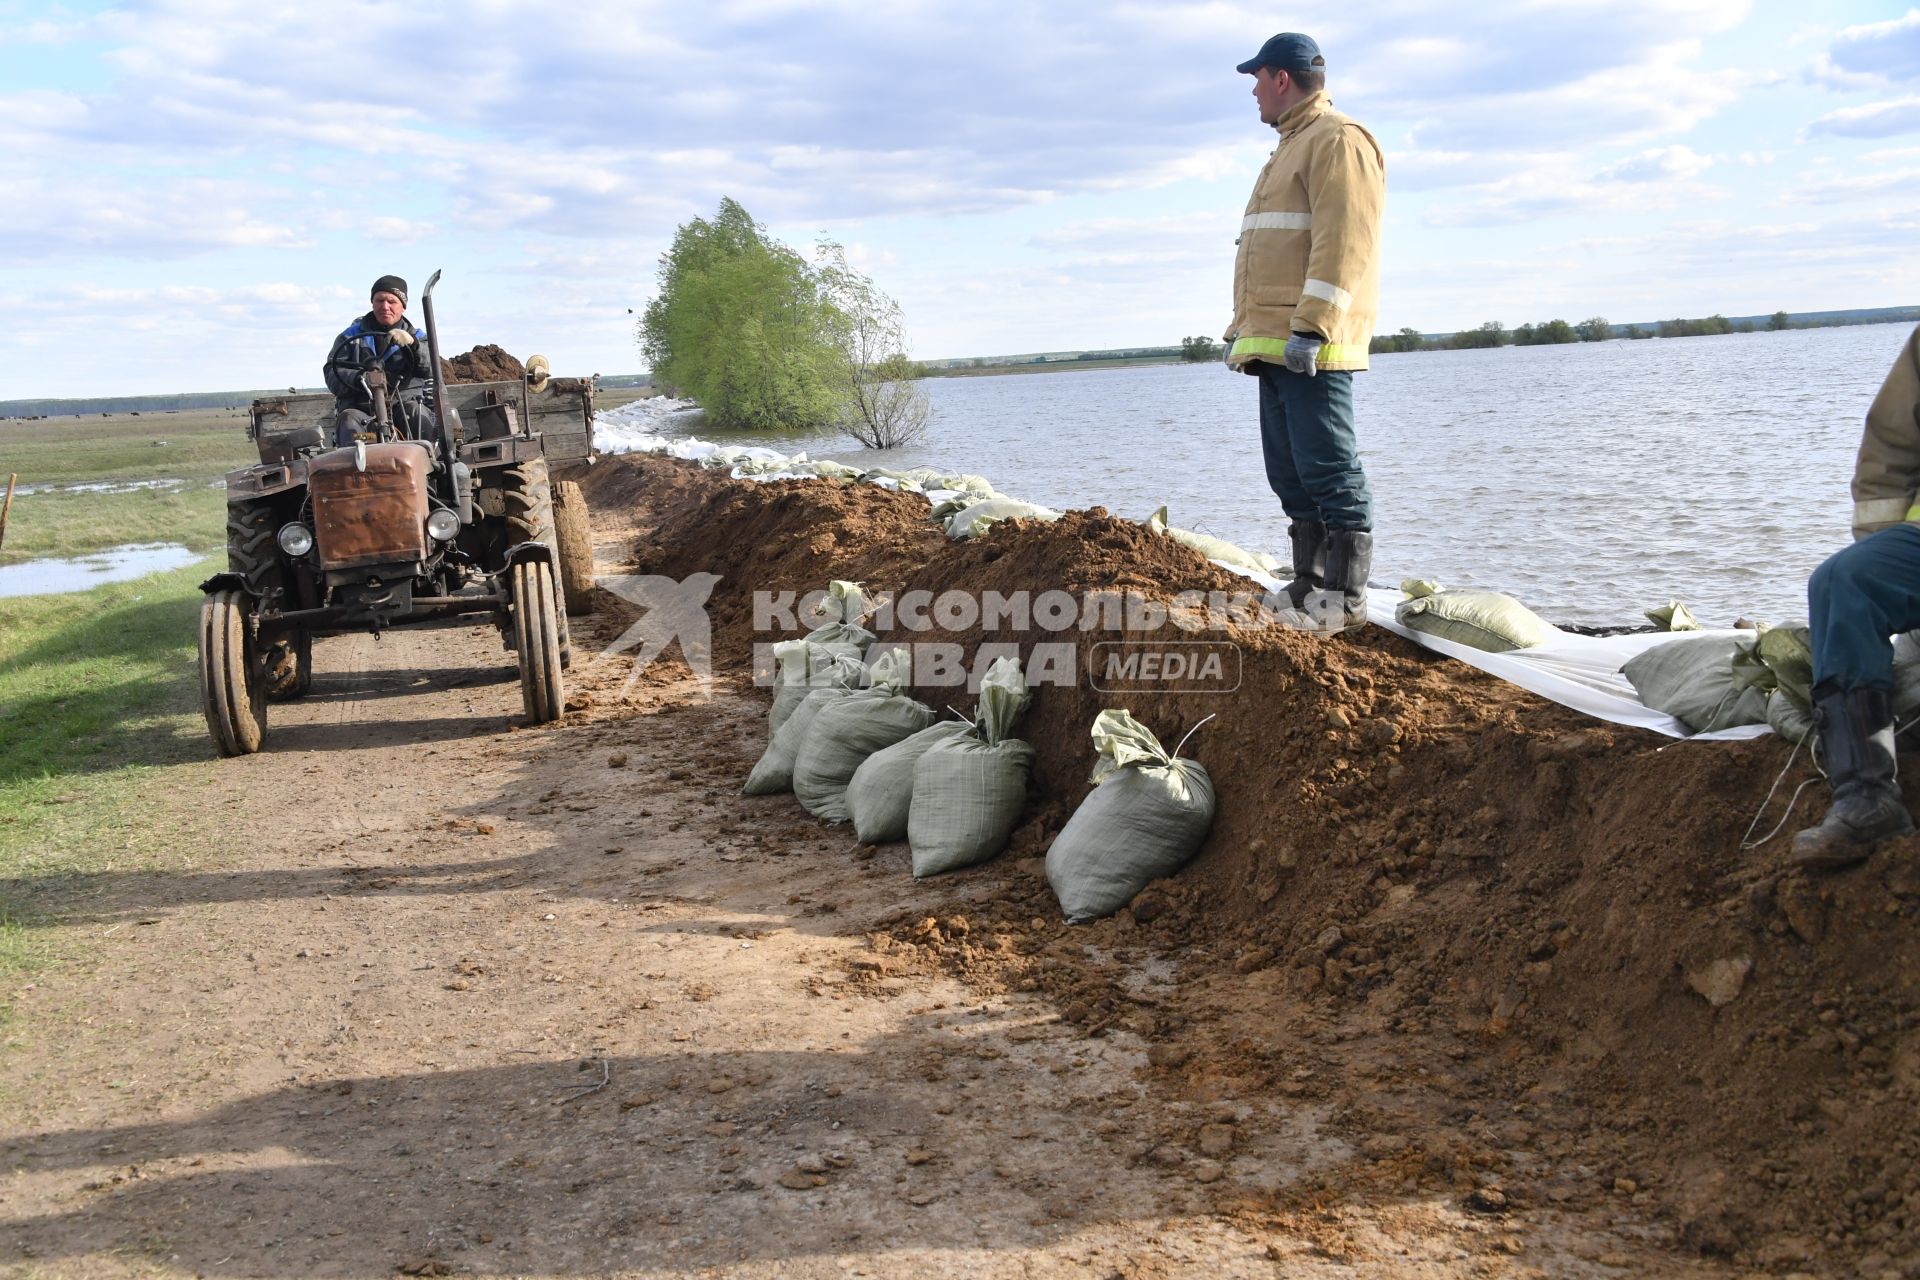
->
[[199, 589, 266, 755], [511, 559, 564, 724], [552, 479, 596, 616], [265, 627, 313, 701]]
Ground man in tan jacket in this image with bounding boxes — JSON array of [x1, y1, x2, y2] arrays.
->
[[1226, 32, 1385, 635], [1796, 324, 1920, 868]]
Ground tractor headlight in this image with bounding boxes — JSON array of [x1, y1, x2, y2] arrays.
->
[[426, 509, 461, 542], [277, 523, 314, 556]]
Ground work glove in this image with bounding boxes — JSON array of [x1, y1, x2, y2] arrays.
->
[[386, 328, 417, 347], [1283, 333, 1324, 377]]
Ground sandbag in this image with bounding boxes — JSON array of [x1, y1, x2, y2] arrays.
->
[[908, 657, 1035, 876], [1145, 506, 1281, 577], [792, 651, 935, 823], [1621, 634, 1769, 733], [1046, 711, 1216, 923], [768, 638, 866, 737], [1395, 580, 1557, 653], [943, 496, 1061, 540], [1767, 689, 1815, 746], [845, 721, 974, 844], [1646, 600, 1702, 632], [745, 685, 856, 795]]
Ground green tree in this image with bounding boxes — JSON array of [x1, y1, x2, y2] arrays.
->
[[1450, 321, 1507, 350], [1576, 316, 1611, 342], [639, 198, 839, 431], [813, 240, 931, 449], [1392, 327, 1427, 353], [1180, 335, 1222, 362], [1769, 310, 1791, 331]]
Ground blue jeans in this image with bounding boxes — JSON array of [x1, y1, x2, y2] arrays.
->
[[1257, 363, 1373, 531], [1809, 523, 1920, 691]]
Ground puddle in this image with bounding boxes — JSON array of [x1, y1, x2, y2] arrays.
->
[[11, 478, 188, 498], [0, 543, 202, 599]]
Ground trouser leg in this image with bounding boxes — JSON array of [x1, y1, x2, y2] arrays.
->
[[333, 408, 373, 446], [1810, 524, 1920, 691], [1262, 364, 1372, 533], [1257, 366, 1319, 524]]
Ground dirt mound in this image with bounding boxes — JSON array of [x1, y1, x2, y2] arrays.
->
[[441, 344, 525, 384], [587, 451, 1920, 1273]]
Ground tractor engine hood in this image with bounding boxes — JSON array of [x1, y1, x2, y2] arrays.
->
[[308, 441, 433, 571]]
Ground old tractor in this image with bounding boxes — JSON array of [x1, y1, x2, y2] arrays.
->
[[198, 270, 599, 755]]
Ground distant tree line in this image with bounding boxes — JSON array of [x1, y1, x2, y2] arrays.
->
[[1369, 306, 1918, 354]]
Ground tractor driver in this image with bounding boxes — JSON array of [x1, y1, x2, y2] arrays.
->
[[323, 274, 439, 446]]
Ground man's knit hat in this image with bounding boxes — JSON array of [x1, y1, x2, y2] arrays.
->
[[370, 274, 409, 305]]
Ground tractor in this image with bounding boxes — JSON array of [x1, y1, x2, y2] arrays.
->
[[198, 270, 599, 755]]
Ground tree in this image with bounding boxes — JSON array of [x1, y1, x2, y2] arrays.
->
[[1576, 316, 1611, 342], [1769, 310, 1791, 331], [813, 240, 931, 449], [1450, 320, 1507, 350], [639, 198, 840, 431], [1180, 335, 1222, 362], [1392, 327, 1427, 353]]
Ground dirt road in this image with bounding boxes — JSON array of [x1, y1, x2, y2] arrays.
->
[[0, 496, 1809, 1277]]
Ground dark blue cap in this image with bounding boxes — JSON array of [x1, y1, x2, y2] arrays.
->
[[1236, 32, 1323, 76]]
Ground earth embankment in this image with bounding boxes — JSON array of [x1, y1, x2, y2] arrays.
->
[[586, 451, 1920, 1274]]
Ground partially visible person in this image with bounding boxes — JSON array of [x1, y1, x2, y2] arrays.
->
[[324, 274, 436, 445], [1224, 32, 1385, 635], [1795, 324, 1920, 869]]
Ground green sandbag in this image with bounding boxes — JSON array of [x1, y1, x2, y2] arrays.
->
[[768, 639, 866, 737], [1144, 506, 1281, 577], [845, 721, 974, 844], [793, 652, 936, 823], [1395, 580, 1557, 653], [746, 685, 856, 795], [907, 657, 1035, 876], [1767, 689, 1815, 746], [1045, 711, 1216, 923], [1621, 635, 1769, 733]]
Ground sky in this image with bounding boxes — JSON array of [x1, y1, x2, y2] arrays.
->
[[2, 0, 1918, 399]]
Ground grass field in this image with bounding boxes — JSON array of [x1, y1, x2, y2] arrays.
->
[[0, 406, 254, 566], [0, 559, 217, 994]]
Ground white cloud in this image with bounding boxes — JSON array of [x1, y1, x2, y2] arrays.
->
[[1806, 96, 1920, 139], [1830, 9, 1920, 82], [1598, 145, 1716, 182]]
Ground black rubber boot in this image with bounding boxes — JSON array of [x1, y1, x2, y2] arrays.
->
[[1792, 685, 1914, 871], [1272, 528, 1373, 635], [1282, 520, 1326, 608]]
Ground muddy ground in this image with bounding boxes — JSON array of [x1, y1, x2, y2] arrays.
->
[[2, 455, 1916, 1278]]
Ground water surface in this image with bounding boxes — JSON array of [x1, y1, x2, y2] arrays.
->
[[624, 324, 1914, 628]]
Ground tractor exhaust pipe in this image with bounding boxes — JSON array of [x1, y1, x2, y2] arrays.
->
[[421, 268, 450, 443]]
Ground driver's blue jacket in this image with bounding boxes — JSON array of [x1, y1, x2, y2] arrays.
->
[[324, 311, 432, 410]]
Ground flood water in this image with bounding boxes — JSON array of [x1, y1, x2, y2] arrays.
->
[[630, 324, 1914, 628], [0, 543, 200, 599]]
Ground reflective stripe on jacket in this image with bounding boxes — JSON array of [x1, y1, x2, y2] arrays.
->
[[1851, 324, 1920, 539], [1225, 92, 1384, 373]]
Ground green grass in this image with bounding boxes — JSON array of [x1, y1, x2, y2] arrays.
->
[[0, 405, 253, 565], [0, 559, 219, 987], [0, 482, 229, 566], [0, 406, 256, 486]]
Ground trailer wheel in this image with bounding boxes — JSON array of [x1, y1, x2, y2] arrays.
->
[[511, 559, 565, 724], [265, 628, 313, 701], [552, 479, 596, 616], [199, 589, 267, 755]]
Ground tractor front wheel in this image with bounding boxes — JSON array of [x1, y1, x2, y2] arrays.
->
[[199, 589, 267, 755], [511, 559, 565, 724]]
